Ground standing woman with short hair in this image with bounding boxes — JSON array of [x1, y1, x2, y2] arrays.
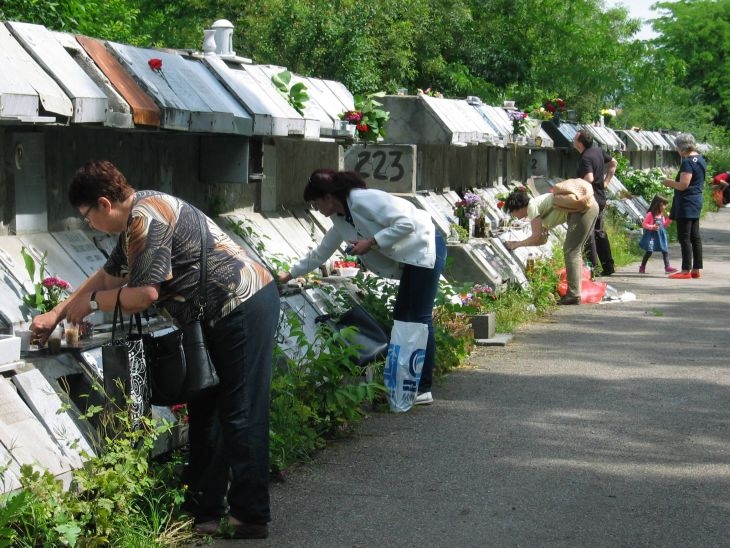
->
[[662, 133, 706, 279]]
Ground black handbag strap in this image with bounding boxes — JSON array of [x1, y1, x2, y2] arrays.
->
[[195, 208, 208, 317], [110, 287, 125, 339]]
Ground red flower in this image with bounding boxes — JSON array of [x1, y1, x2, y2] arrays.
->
[[497, 200, 505, 209], [356, 123, 369, 132], [148, 58, 163, 72], [545, 103, 556, 113]]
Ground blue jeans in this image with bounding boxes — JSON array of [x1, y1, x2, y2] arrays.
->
[[184, 281, 280, 524], [392, 231, 446, 393]]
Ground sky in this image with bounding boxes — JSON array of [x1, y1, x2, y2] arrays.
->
[[603, 0, 675, 41]]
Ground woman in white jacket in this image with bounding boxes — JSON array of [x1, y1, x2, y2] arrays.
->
[[278, 169, 446, 405]]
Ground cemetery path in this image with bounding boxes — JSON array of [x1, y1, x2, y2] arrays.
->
[[211, 208, 730, 548]]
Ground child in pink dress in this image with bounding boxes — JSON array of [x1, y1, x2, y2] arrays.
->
[[638, 195, 676, 274]]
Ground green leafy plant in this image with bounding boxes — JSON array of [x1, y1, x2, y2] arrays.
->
[[341, 91, 390, 143], [271, 70, 309, 116], [615, 156, 668, 202], [0, 385, 191, 547], [270, 304, 386, 472], [449, 222, 469, 243]]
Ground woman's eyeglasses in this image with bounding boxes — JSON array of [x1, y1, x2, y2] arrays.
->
[[81, 204, 95, 225]]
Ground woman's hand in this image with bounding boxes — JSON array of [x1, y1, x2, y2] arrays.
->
[[63, 291, 97, 325], [30, 309, 62, 345], [348, 238, 377, 255], [504, 240, 519, 251], [277, 271, 293, 284]]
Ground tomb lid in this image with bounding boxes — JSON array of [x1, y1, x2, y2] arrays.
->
[[0, 23, 71, 121], [7, 22, 107, 124]]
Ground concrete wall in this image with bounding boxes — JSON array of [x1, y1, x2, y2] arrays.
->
[[265, 138, 341, 210]]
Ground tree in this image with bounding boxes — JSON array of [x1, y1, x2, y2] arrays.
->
[[653, 0, 730, 129]]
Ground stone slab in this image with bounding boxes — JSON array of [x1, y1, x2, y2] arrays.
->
[[474, 333, 513, 347], [0, 376, 74, 485], [12, 368, 95, 468]]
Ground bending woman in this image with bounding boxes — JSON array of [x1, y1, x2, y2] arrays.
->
[[278, 169, 446, 405], [502, 185, 598, 305]]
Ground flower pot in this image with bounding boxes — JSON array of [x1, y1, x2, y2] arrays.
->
[[473, 216, 487, 238], [458, 215, 470, 233], [470, 312, 496, 340]]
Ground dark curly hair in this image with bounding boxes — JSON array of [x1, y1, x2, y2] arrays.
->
[[503, 187, 530, 213], [68, 160, 135, 207]]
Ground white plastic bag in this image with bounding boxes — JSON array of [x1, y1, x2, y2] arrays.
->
[[383, 320, 429, 412]]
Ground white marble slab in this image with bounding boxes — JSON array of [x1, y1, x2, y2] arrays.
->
[[13, 368, 95, 469], [51, 230, 108, 276], [8, 22, 107, 123], [0, 23, 72, 119]]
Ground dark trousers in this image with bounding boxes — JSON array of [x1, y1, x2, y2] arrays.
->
[[185, 281, 280, 524], [392, 231, 446, 393], [584, 207, 614, 272], [675, 218, 703, 271], [641, 251, 670, 268]]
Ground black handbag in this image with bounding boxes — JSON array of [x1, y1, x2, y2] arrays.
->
[[141, 209, 220, 406], [315, 304, 389, 367]]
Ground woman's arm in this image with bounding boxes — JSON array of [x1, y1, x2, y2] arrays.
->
[[504, 216, 546, 250], [31, 267, 134, 342], [284, 226, 343, 279], [663, 171, 692, 191]]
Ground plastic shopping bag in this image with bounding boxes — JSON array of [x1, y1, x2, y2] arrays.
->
[[383, 320, 429, 413], [556, 266, 607, 304]]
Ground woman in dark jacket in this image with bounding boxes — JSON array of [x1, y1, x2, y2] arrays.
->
[[663, 133, 706, 279]]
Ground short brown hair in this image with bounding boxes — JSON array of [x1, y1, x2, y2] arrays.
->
[[575, 129, 594, 149], [68, 160, 135, 207]]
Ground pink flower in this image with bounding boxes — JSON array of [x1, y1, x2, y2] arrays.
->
[[42, 277, 70, 290], [343, 110, 363, 123]]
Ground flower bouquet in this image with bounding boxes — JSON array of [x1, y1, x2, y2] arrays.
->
[[21, 247, 71, 312], [544, 97, 566, 114], [507, 110, 528, 136], [454, 192, 487, 220], [543, 97, 566, 124], [600, 108, 617, 126], [340, 91, 390, 143], [529, 105, 554, 121]]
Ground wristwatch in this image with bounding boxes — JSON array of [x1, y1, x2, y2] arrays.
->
[[89, 291, 99, 312]]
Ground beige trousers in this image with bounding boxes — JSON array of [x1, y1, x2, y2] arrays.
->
[[564, 200, 599, 299]]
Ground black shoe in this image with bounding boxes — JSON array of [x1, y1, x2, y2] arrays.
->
[[227, 516, 269, 539], [193, 518, 224, 536], [557, 295, 581, 305]]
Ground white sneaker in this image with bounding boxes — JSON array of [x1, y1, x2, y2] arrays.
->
[[414, 391, 433, 405]]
